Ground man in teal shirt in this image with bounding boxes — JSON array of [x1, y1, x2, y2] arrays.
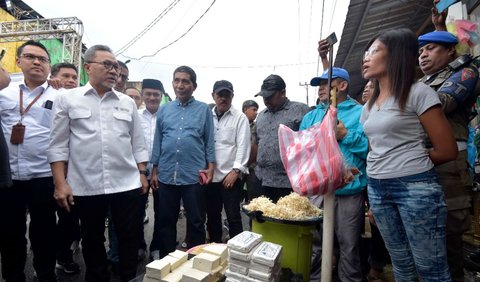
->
[[300, 67, 368, 282]]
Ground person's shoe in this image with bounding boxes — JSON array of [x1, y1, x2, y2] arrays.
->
[[56, 260, 80, 274]]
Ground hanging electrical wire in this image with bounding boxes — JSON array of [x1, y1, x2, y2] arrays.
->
[[115, 0, 182, 56], [315, 0, 326, 75], [127, 0, 217, 61]]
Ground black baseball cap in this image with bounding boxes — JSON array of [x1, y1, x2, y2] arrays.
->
[[255, 74, 286, 98], [213, 80, 233, 94]]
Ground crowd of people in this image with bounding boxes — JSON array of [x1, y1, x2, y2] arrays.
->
[[0, 2, 479, 282]]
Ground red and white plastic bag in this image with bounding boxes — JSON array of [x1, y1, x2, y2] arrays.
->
[[278, 106, 344, 196]]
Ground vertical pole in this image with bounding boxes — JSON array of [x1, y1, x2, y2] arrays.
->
[[321, 42, 337, 282]]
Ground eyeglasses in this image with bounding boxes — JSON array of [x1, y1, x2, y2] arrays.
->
[[363, 47, 379, 60], [87, 60, 121, 72], [21, 53, 50, 64]]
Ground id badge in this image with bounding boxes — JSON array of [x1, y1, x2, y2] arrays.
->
[[10, 123, 25, 144]]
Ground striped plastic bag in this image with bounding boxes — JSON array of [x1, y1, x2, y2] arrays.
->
[[278, 106, 344, 196]]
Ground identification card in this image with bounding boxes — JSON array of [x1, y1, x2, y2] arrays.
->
[[10, 123, 25, 144]]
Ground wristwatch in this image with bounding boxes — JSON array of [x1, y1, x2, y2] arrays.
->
[[232, 168, 241, 174], [139, 169, 149, 177]]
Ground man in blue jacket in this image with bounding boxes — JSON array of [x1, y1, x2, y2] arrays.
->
[[300, 67, 368, 282]]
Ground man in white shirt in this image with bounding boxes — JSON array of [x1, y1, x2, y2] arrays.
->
[[48, 44, 149, 282], [206, 80, 250, 242], [0, 40, 61, 282], [139, 78, 164, 260]]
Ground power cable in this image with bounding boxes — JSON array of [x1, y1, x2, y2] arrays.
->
[[126, 0, 217, 61], [316, 0, 326, 75], [115, 0, 182, 56]]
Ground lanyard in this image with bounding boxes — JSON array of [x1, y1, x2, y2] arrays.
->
[[19, 88, 44, 123]]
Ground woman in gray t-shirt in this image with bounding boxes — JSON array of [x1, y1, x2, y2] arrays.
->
[[360, 28, 457, 281]]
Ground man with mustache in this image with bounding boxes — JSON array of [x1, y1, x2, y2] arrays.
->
[[417, 4, 480, 281], [206, 80, 250, 243]]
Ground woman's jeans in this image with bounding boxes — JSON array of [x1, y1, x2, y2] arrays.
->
[[368, 169, 451, 282]]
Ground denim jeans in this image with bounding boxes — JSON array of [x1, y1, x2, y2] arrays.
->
[[368, 169, 451, 282]]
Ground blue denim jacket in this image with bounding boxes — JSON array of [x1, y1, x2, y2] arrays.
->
[[300, 97, 368, 195]]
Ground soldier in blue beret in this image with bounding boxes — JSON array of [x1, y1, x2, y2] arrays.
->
[[418, 3, 480, 281]]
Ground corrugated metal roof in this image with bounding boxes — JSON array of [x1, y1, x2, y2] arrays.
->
[[334, 0, 435, 98]]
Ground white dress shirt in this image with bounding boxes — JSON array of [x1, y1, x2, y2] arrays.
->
[[211, 106, 251, 183], [140, 108, 157, 180], [0, 80, 61, 180], [47, 83, 149, 196]]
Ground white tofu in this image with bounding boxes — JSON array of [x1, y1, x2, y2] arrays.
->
[[228, 248, 252, 262], [227, 231, 262, 252], [228, 263, 248, 275], [182, 268, 211, 282], [167, 250, 188, 269], [192, 253, 220, 272], [145, 260, 171, 279], [160, 255, 183, 271], [161, 260, 193, 282], [143, 274, 160, 282], [203, 244, 228, 264], [251, 242, 282, 267], [225, 269, 248, 281]]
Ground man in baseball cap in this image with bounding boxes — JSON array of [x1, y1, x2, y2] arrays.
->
[[310, 67, 350, 105], [253, 74, 309, 202]]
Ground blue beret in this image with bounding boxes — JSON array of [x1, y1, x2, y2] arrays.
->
[[418, 31, 458, 48], [310, 67, 350, 86]]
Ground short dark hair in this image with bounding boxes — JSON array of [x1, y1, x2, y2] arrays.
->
[[118, 61, 128, 71], [17, 40, 50, 59], [364, 28, 417, 112], [173, 65, 197, 87], [242, 100, 259, 112], [51, 63, 78, 77]]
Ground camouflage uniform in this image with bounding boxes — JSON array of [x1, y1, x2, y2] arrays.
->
[[419, 54, 480, 282]]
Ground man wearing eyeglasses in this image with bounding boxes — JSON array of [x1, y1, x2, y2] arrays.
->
[[0, 40, 61, 282], [114, 61, 129, 93], [48, 44, 149, 282]]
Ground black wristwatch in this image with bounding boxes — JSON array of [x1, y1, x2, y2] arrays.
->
[[232, 168, 241, 174], [139, 169, 149, 177]]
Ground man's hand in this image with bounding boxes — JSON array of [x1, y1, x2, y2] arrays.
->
[[432, 0, 448, 31], [150, 166, 159, 191], [48, 77, 63, 90], [336, 120, 348, 141], [200, 163, 215, 185], [54, 181, 74, 212], [318, 39, 330, 59], [222, 170, 240, 190], [140, 174, 149, 195]]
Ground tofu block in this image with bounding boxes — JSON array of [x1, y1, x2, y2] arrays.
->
[[145, 259, 171, 279], [225, 269, 248, 281], [192, 252, 220, 272], [169, 250, 189, 261], [227, 231, 262, 252], [228, 263, 248, 275], [228, 248, 253, 262], [161, 255, 184, 271], [161, 260, 193, 282], [251, 241, 282, 267], [143, 274, 160, 282], [182, 268, 211, 282], [203, 244, 228, 264]]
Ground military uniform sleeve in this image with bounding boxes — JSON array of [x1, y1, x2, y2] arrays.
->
[[437, 66, 479, 114]]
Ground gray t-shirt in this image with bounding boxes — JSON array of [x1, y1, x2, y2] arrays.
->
[[360, 82, 440, 179]]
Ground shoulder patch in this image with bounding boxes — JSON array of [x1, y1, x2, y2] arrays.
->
[[462, 68, 476, 81]]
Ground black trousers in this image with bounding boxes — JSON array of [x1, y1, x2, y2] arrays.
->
[[75, 188, 142, 282], [149, 188, 161, 253], [0, 177, 57, 282], [156, 182, 206, 258], [56, 205, 80, 263], [206, 180, 244, 243]]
